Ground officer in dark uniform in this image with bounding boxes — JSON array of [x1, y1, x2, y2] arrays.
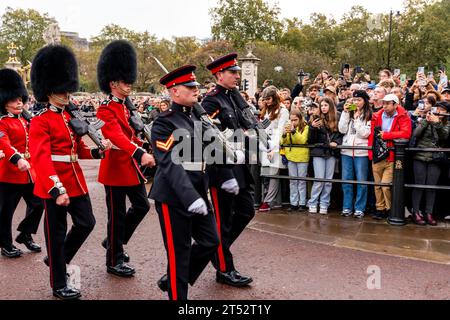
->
[[29, 45, 111, 300], [201, 53, 255, 287], [96, 40, 155, 277], [150, 65, 220, 300], [0, 68, 43, 258]]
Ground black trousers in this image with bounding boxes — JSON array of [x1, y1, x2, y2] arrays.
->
[[209, 186, 255, 273], [155, 201, 219, 301], [0, 183, 44, 248], [43, 195, 96, 290], [412, 160, 441, 213], [105, 184, 150, 267]]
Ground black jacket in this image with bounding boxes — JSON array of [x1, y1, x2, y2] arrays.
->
[[308, 112, 343, 158], [202, 85, 254, 188]]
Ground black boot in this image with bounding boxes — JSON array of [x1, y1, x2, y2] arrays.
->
[[16, 233, 41, 252], [1, 245, 23, 258], [157, 274, 168, 292], [102, 238, 130, 263], [107, 263, 135, 277], [216, 270, 253, 287], [53, 286, 81, 300]]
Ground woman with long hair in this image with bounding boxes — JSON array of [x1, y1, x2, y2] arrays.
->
[[307, 97, 342, 214], [280, 109, 310, 211], [258, 86, 290, 212], [338, 90, 372, 218]]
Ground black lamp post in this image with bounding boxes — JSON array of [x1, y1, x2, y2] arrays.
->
[[387, 10, 401, 70]]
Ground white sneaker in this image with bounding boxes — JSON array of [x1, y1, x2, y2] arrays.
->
[[309, 206, 317, 214], [319, 207, 328, 215], [445, 215, 450, 221], [341, 209, 352, 217], [354, 211, 365, 219]]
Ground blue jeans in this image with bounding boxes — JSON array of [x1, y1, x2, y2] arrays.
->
[[341, 155, 369, 212], [287, 161, 308, 206], [308, 157, 336, 209]]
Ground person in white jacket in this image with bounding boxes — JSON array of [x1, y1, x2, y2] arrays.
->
[[258, 86, 290, 212], [338, 90, 373, 218]]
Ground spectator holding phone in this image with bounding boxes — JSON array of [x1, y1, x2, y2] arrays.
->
[[410, 101, 450, 226], [339, 91, 372, 218], [307, 97, 342, 215], [281, 109, 310, 212], [368, 94, 412, 220]]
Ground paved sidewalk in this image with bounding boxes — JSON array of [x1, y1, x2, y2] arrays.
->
[[249, 210, 450, 265]]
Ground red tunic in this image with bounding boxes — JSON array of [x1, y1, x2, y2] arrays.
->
[[96, 97, 146, 186], [29, 106, 95, 199], [0, 113, 35, 184]]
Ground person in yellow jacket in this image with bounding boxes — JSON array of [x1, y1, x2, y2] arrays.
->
[[280, 109, 310, 212]]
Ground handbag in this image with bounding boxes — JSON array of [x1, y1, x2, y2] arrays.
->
[[372, 127, 389, 163]]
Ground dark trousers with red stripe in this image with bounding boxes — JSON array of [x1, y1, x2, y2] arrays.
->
[[0, 183, 44, 248], [105, 184, 150, 267], [209, 186, 255, 273], [43, 195, 96, 290], [155, 201, 219, 300]]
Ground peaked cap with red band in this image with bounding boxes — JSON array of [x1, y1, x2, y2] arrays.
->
[[159, 65, 200, 89], [207, 53, 241, 75]]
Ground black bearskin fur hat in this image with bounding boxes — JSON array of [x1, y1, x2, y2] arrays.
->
[[97, 40, 137, 94], [31, 45, 79, 102], [0, 68, 29, 113]]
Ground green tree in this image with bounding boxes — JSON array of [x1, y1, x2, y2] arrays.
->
[[0, 7, 53, 65], [210, 0, 283, 48]]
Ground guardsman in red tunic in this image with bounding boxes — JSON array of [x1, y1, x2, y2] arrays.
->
[[96, 40, 155, 277], [0, 68, 43, 258], [29, 45, 111, 300]]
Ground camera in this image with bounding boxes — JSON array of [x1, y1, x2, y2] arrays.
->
[[355, 66, 364, 74]]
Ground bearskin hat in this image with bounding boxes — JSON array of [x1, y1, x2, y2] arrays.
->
[[0, 68, 29, 113], [97, 40, 137, 94], [30, 45, 79, 102]]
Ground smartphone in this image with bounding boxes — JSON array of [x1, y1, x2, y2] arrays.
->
[[418, 67, 425, 74], [355, 66, 362, 74], [400, 74, 407, 86], [348, 104, 357, 112], [431, 107, 438, 114], [439, 73, 448, 86], [394, 69, 401, 76], [319, 88, 324, 97], [418, 100, 425, 110], [407, 79, 415, 87], [428, 71, 434, 80]]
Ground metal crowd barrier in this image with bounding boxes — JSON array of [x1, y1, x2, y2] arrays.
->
[[261, 139, 450, 226]]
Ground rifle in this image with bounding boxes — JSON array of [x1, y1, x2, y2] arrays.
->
[[66, 102, 106, 150], [124, 97, 152, 151], [193, 102, 239, 163], [229, 88, 271, 149]]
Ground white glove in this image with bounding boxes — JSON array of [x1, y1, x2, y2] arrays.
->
[[221, 178, 239, 195], [188, 198, 208, 216], [227, 150, 245, 165]]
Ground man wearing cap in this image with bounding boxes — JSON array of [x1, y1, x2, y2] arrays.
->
[[368, 94, 412, 220], [150, 65, 220, 300], [0, 68, 43, 259], [29, 45, 112, 300], [96, 40, 155, 278], [201, 53, 255, 287]]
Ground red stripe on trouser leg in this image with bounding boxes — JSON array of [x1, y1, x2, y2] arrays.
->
[[211, 188, 227, 272], [162, 203, 178, 301], [44, 202, 54, 288]]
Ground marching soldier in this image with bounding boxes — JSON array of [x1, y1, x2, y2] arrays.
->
[[0, 68, 43, 258], [150, 65, 220, 300], [96, 40, 155, 277], [29, 45, 111, 300], [201, 53, 255, 287]]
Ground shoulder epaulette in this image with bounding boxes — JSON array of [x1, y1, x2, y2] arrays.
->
[[206, 88, 220, 97], [35, 108, 49, 116], [158, 109, 176, 118]]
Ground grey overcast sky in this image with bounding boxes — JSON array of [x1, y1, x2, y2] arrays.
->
[[0, 0, 404, 40]]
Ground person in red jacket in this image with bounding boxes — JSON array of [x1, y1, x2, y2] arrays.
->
[[368, 94, 412, 220], [96, 40, 155, 278], [29, 45, 111, 300], [0, 68, 43, 258]]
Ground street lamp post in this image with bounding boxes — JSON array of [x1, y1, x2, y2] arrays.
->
[[387, 10, 401, 71]]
